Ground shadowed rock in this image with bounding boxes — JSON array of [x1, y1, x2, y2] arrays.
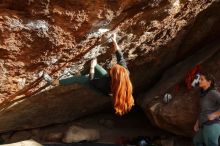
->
[[0, 84, 111, 133]]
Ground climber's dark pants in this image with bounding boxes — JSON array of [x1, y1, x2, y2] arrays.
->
[[193, 123, 220, 146], [59, 64, 108, 86]]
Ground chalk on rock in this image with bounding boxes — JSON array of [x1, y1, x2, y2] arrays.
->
[[43, 73, 53, 84], [38, 71, 44, 77], [39, 71, 53, 84], [98, 28, 109, 33]]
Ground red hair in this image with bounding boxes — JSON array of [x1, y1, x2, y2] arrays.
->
[[110, 64, 134, 116]]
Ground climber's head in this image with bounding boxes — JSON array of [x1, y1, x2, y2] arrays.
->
[[109, 64, 134, 116], [199, 72, 215, 90]]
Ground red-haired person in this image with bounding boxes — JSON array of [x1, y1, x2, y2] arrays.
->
[[52, 33, 134, 116]]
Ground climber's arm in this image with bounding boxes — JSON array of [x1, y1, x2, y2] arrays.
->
[[112, 33, 128, 70], [90, 58, 108, 80]]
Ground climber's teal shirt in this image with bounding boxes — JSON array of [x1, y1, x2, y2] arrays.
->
[[59, 50, 128, 95]]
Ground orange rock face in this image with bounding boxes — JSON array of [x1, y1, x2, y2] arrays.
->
[[0, 0, 219, 136]]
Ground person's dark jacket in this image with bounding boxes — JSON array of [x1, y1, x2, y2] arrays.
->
[[199, 88, 220, 125]]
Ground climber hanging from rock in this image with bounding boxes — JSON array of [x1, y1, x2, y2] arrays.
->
[[42, 33, 134, 116]]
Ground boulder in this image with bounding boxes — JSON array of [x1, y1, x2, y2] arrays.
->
[[139, 46, 220, 136], [1, 140, 42, 146], [0, 0, 220, 137], [0, 84, 111, 132], [62, 125, 100, 143]]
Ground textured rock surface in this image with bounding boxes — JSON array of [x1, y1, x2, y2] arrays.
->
[[137, 1, 220, 136], [0, 0, 219, 137], [62, 125, 100, 143], [0, 84, 111, 132], [0, 109, 173, 144], [0, 140, 42, 146], [141, 48, 220, 136], [0, 0, 217, 99]]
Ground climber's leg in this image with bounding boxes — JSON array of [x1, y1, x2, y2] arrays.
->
[[59, 75, 89, 86], [94, 64, 108, 78]]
